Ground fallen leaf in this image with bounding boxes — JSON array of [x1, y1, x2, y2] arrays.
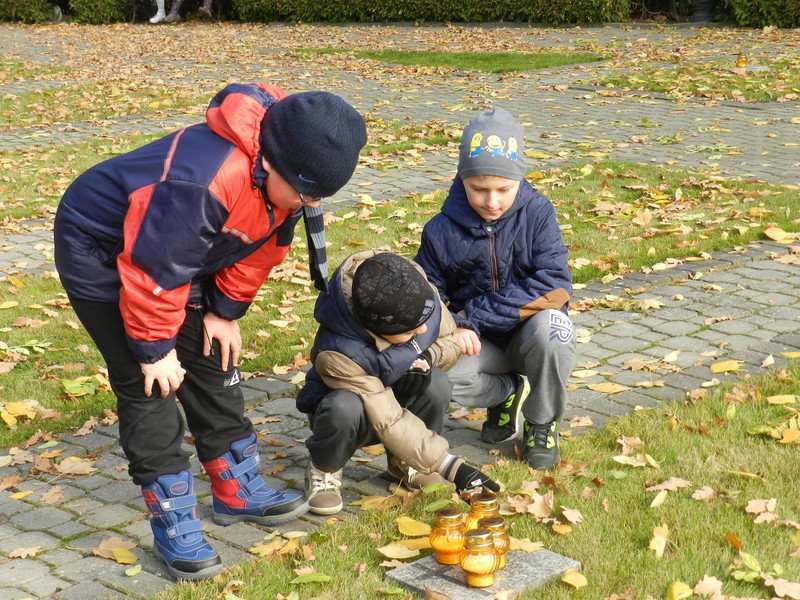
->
[[376, 543, 419, 560], [9, 546, 42, 558], [561, 568, 587, 589], [709, 359, 742, 374], [649, 524, 669, 559], [650, 490, 668, 508], [396, 516, 431, 537], [666, 581, 693, 600]]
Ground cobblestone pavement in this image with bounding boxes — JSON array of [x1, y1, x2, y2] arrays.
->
[[1, 22, 800, 599]]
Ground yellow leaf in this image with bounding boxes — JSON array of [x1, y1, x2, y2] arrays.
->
[[111, 547, 139, 564], [561, 568, 587, 589], [4, 402, 36, 419], [780, 429, 800, 444], [361, 444, 385, 456], [395, 537, 431, 550], [376, 543, 419, 560], [7, 276, 25, 288], [649, 524, 669, 559], [764, 227, 791, 241], [10, 490, 33, 500], [396, 516, 431, 537], [551, 523, 572, 535], [587, 382, 630, 394], [1, 410, 17, 429], [709, 359, 742, 374], [767, 395, 796, 405], [125, 564, 142, 576], [509, 537, 544, 552], [650, 490, 668, 508], [781, 352, 800, 359], [249, 538, 286, 557], [666, 581, 693, 600], [0, 301, 19, 309]]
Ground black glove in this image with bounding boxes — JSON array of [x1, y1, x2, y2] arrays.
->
[[452, 462, 500, 501], [391, 350, 432, 399]]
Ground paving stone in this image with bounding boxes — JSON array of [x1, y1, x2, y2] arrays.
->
[[10, 505, 74, 530], [78, 503, 141, 528], [21, 571, 72, 597], [0, 529, 62, 554], [90, 479, 141, 504], [0, 557, 52, 586], [0, 587, 34, 600], [52, 580, 129, 600], [38, 547, 84, 568], [386, 550, 580, 599]]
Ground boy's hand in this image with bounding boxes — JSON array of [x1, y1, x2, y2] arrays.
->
[[202, 312, 241, 372], [454, 327, 481, 356], [140, 349, 185, 398], [391, 350, 432, 398], [451, 461, 500, 501]]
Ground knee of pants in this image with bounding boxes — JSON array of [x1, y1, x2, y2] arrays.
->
[[421, 368, 453, 411], [311, 389, 365, 434], [519, 309, 575, 354]]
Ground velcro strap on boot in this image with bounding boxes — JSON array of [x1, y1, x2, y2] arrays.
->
[[225, 453, 260, 481], [158, 494, 197, 513], [166, 519, 203, 539]]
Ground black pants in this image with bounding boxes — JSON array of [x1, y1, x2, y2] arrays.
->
[[70, 298, 252, 486], [305, 367, 451, 471]]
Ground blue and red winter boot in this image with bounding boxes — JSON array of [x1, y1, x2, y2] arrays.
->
[[141, 471, 223, 580], [203, 433, 309, 526]]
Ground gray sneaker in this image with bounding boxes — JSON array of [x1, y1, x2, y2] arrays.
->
[[386, 454, 445, 490], [521, 420, 560, 470], [164, 12, 182, 22], [481, 374, 530, 444], [305, 463, 343, 515]]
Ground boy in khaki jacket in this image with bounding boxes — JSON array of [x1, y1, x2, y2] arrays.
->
[[296, 250, 500, 514]]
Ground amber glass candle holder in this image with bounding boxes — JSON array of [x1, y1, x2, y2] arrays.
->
[[429, 507, 466, 565], [459, 528, 501, 588], [465, 492, 500, 531], [477, 516, 510, 569]]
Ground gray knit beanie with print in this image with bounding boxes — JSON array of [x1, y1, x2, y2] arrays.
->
[[457, 106, 526, 181]]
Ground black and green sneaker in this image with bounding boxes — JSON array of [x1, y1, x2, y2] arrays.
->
[[480, 375, 529, 444], [521, 420, 560, 470]]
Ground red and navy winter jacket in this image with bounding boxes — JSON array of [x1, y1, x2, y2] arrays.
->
[[54, 83, 301, 364], [414, 176, 572, 348]]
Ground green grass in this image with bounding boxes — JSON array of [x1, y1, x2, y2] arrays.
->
[[583, 58, 800, 102], [151, 363, 800, 600], [1, 158, 797, 449], [296, 48, 605, 73]]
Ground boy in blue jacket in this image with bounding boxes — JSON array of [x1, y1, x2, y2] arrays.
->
[[415, 107, 576, 471]]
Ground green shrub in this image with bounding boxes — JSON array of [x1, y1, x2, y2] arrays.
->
[[0, 0, 54, 23], [230, 0, 629, 24], [724, 0, 800, 27], [68, 0, 129, 23]]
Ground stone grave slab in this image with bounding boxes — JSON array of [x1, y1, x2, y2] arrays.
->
[[386, 549, 580, 599]]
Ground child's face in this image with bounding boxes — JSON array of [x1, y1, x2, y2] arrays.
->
[[379, 322, 428, 345], [462, 175, 520, 222], [261, 157, 322, 210]]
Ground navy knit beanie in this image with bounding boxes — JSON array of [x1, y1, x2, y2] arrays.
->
[[458, 106, 526, 181], [352, 253, 436, 336], [260, 91, 367, 198]]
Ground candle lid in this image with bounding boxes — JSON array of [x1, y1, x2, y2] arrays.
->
[[470, 493, 498, 511], [434, 507, 463, 526], [477, 516, 505, 532], [464, 528, 494, 548]]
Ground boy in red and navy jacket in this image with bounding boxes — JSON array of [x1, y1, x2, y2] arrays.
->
[[54, 82, 366, 580]]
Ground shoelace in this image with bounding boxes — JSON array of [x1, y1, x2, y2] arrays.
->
[[310, 468, 341, 492], [528, 423, 553, 447]]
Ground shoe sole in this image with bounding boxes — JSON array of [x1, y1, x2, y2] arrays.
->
[[212, 500, 310, 527], [153, 544, 223, 581], [308, 501, 343, 515]]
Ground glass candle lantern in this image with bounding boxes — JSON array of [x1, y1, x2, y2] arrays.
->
[[477, 516, 510, 569], [459, 528, 501, 588], [429, 507, 466, 565], [464, 492, 500, 531]]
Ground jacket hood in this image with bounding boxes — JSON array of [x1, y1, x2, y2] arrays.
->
[[205, 83, 288, 188], [441, 175, 530, 234]]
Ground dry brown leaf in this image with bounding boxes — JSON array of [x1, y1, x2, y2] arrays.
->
[[9, 546, 42, 558], [645, 477, 692, 492]]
